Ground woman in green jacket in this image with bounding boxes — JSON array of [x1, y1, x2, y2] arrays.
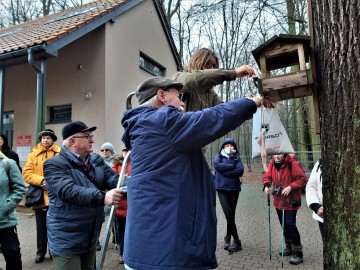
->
[[0, 156, 26, 270]]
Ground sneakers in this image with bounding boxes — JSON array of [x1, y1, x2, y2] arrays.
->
[[223, 236, 231, 250], [228, 239, 242, 252], [289, 252, 304, 265], [279, 248, 292, 256]]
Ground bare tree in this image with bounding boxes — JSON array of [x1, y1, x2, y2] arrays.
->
[[311, 0, 360, 268], [0, 0, 93, 27]]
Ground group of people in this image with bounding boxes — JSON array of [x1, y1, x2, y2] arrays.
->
[[99, 141, 131, 264], [0, 47, 324, 270]]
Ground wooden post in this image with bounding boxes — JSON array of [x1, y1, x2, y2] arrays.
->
[[308, 0, 321, 134]]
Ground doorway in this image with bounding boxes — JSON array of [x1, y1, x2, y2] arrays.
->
[[2, 111, 14, 148]]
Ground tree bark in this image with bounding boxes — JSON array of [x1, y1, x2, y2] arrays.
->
[[312, 0, 360, 268]]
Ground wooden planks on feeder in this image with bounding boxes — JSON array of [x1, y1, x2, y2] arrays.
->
[[260, 70, 313, 101]]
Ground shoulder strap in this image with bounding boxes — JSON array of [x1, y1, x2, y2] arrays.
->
[[2, 158, 10, 178]]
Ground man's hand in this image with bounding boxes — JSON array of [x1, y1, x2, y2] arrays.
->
[[248, 96, 274, 108], [104, 188, 124, 205]]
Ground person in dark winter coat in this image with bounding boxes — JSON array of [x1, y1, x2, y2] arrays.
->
[[213, 138, 244, 252], [43, 121, 124, 270], [121, 75, 272, 270], [263, 154, 308, 265]]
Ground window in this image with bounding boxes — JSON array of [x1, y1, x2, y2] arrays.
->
[[139, 53, 165, 76], [49, 105, 71, 123]]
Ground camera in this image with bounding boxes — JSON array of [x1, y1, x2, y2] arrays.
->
[[271, 186, 282, 196]]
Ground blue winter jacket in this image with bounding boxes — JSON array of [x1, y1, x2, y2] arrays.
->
[[213, 138, 244, 191], [43, 147, 119, 256], [121, 98, 257, 270]]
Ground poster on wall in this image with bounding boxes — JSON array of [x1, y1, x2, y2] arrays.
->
[[16, 135, 32, 161]]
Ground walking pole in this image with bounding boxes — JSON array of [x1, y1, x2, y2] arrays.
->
[[281, 196, 285, 268], [267, 193, 272, 260], [96, 150, 131, 270]]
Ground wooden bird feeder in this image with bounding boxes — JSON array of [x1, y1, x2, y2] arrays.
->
[[252, 34, 313, 102]]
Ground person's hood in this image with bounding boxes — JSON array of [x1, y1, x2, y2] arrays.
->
[[121, 106, 157, 150], [219, 138, 238, 152]]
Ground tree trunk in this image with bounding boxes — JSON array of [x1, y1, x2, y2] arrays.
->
[[311, 0, 360, 269]]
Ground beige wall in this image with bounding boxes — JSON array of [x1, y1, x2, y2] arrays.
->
[[103, 0, 179, 153], [4, 1, 179, 164]]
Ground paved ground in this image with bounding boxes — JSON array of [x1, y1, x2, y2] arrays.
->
[[0, 184, 323, 270]]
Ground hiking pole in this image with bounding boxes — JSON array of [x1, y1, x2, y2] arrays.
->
[[267, 193, 272, 260], [96, 150, 131, 270], [281, 196, 285, 268]]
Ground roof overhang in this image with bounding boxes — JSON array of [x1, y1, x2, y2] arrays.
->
[[0, 0, 143, 68]]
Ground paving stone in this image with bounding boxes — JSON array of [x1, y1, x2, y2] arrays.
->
[[0, 184, 323, 269]]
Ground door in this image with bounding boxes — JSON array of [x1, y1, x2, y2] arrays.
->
[[3, 111, 14, 149]]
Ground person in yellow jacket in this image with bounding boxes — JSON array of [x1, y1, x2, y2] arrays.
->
[[22, 129, 60, 264]]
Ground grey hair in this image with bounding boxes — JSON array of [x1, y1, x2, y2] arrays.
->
[[142, 95, 158, 107], [63, 138, 70, 147]]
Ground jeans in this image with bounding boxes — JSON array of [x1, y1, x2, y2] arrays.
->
[[217, 190, 240, 240], [276, 209, 301, 245], [0, 226, 22, 270], [116, 217, 126, 256]]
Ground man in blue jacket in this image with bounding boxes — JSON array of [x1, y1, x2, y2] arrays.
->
[[122, 74, 270, 270], [43, 121, 124, 270]]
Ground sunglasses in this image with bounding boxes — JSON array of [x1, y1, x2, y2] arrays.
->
[[101, 149, 111, 152]]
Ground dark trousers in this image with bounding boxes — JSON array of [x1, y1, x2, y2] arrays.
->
[[276, 209, 301, 245], [217, 190, 240, 240], [319, 221, 324, 242], [116, 217, 126, 256], [35, 208, 48, 257], [0, 226, 22, 270]]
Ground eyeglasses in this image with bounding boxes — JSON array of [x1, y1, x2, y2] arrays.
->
[[101, 149, 111, 152], [72, 134, 94, 140], [166, 90, 184, 101]]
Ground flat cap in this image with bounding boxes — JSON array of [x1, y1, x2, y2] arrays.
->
[[62, 121, 97, 140], [135, 76, 183, 105]]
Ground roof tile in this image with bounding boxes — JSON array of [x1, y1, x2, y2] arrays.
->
[[0, 0, 127, 54]]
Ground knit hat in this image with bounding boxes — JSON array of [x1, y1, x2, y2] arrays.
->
[[62, 121, 96, 140], [135, 76, 183, 104], [101, 142, 115, 155], [38, 129, 57, 142]]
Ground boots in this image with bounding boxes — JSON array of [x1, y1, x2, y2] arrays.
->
[[228, 239, 242, 252], [289, 252, 304, 265], [289, 244, 303, 265], [279, 248, 292, 256], [279, 239, 293, 256], [223, 236, 231, 250]]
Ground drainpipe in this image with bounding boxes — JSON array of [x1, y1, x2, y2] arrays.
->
[[28, 49, 47, 139], [0, 68, 5, 132]]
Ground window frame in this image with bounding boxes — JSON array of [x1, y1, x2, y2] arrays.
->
[[48, 104, 72, 124], [139, 52, 165, 76]]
